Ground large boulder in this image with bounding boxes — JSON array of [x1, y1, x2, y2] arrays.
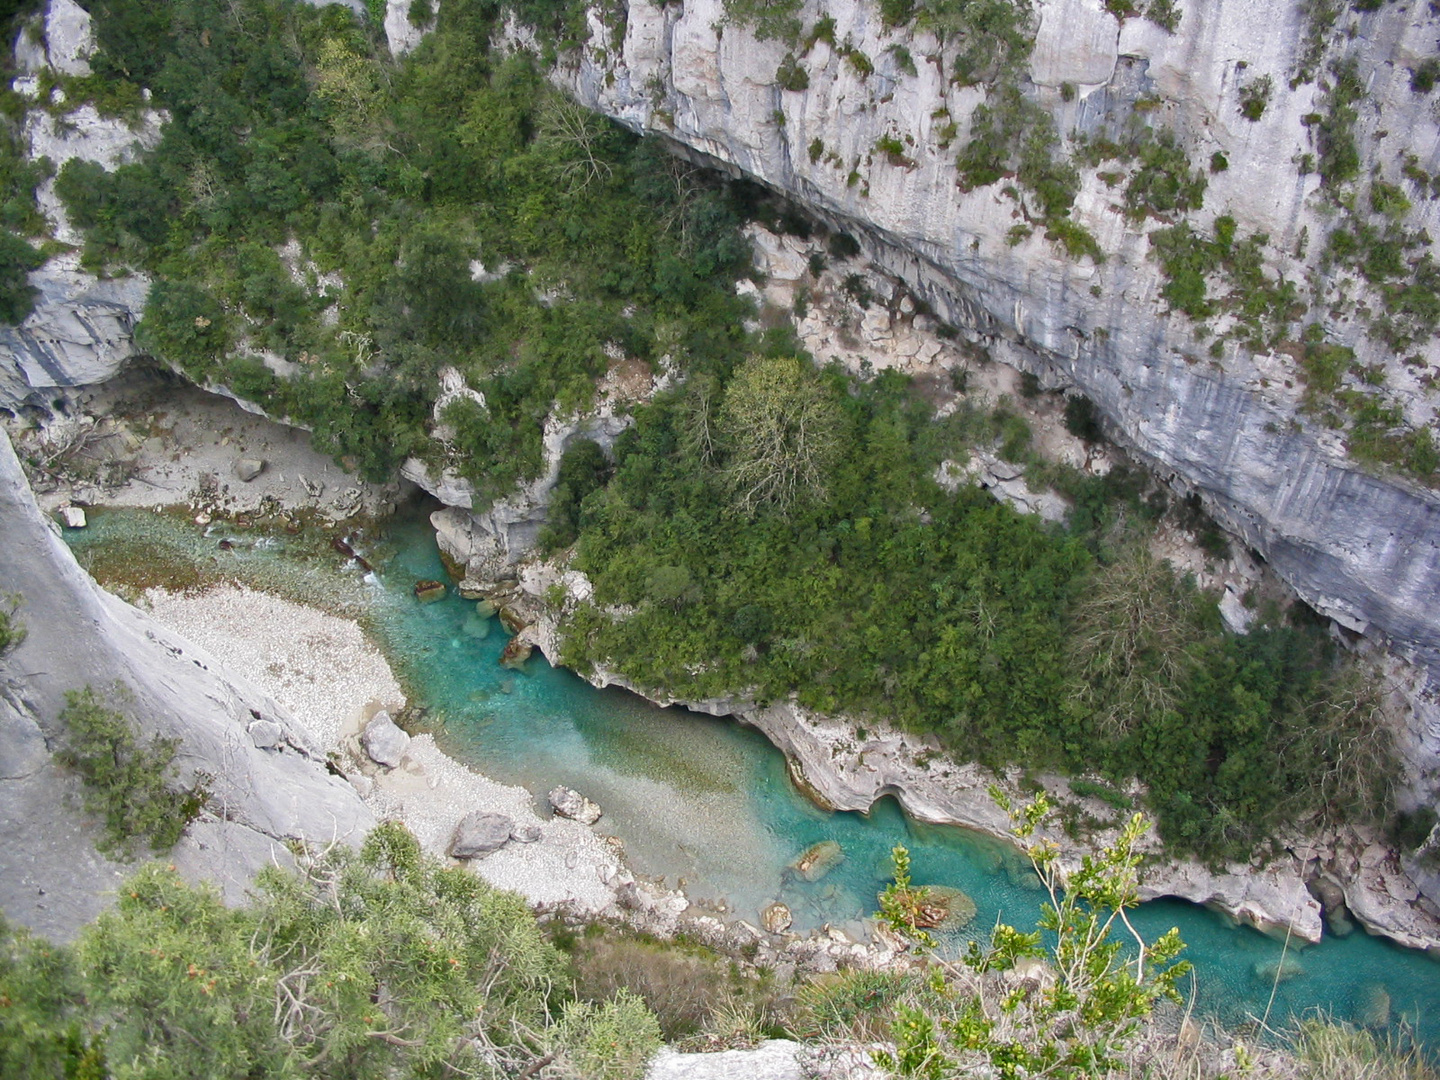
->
[[447, 811, 514, 859], [361, 710, 409, 768]]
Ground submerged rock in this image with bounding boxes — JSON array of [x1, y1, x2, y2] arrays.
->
[[1253, 955, 1305, 984], [499, 638, 532, 670], [549, 785, 602, 825], [461, 611, 491, 639], [413, 579, 446, 603], [362, 710, 409, 768], [1355, 983, 1391, 1029], [448, 811, 514, 859], [918, 886, 978, 932], [790, 840, 844, 883]]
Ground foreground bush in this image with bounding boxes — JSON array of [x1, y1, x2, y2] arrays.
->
[[0, 823, 661, 1079]]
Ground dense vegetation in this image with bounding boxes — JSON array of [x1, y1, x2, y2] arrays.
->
[[0, 823, 662, 1079], [49, 0, 754, 486], [21, 0, 1400, 866], [558, 359, 1396, 864]]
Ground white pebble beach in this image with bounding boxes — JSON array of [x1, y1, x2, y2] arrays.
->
[[141, 582, 624, 914]]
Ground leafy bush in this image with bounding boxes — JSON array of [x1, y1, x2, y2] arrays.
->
[[1318, 59, 1364, 186], [1062, 394, 1103, 442], [54, 685, 210, 857], [0, 229, 43, 324], [1238, 74, 1273, 121], [0, 822, 642, 1079], [775, 52, 809, 92], [0, 593, 24, 656]]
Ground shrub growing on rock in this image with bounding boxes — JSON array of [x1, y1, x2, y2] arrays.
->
[[55, 685, 210, 857]]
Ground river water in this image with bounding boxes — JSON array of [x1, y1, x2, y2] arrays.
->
[[66, 504, 1440, 1049]]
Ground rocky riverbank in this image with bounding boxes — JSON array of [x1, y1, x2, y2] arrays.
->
[[450, 543, 1440, 956]]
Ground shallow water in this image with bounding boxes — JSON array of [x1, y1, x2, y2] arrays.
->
[[67, 505, 1440, 1047]]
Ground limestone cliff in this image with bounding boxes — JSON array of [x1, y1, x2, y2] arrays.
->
[[550, 0, 1440, 758], [0, 428, 373, 941]]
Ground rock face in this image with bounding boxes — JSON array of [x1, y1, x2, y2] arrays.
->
[[550, 0, 1440, 782], [0, 254, 151, 410], [0, 428, 373, 941], [415, 407, 632, 576]]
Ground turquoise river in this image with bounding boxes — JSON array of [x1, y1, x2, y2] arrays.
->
[[66, 503, 1439, 1050]]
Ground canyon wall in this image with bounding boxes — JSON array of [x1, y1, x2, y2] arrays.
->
[[548, 0, 1440, 774]]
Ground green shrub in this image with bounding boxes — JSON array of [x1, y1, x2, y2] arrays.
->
[[0, 229, 41, 324], [0, 593, 24, 655], [1124, 128, 1207, 220], [1318, 59, 1364, 186], [1410, 57, 1440, 93], [775, 52, 809, 92], [1238, 74, 1273, 120], [553, 992, 662, 1080], [1063, 394, 1104, 442], [54, 686, 210, 857]]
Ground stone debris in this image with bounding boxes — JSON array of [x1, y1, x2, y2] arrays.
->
[[233, 458, 265, 482], [448, 811, 514, 859], [499, 638, 532, 669], [761, 902, 792, 934], [362, 710, 410, 768], [58, 505, 86, 528], [549, 785, 602, 825], [413, 580, 447, 603]]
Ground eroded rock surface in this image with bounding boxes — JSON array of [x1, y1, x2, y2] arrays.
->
[[0, 428, 373, 941]]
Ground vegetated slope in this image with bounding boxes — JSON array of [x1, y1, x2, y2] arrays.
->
[[9, 0, 1422, 866], [557, 0, 1440, 681]]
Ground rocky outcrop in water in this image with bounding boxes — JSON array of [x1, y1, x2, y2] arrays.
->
[[0, 428, 373, 941]]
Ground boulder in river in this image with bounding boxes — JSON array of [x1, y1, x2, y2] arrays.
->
[[362, 710, 409, 768], [413, 579, 447, 603], [448, 811, 514, 859], [916, 885, 978, 932], [761, 902, 792, 934], [59, 505, 86, 528], [790, 840, 844, 882], [549, 785, 602, 825], [499, 638, 532, 669], [1253, 955, 1305, 984]]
